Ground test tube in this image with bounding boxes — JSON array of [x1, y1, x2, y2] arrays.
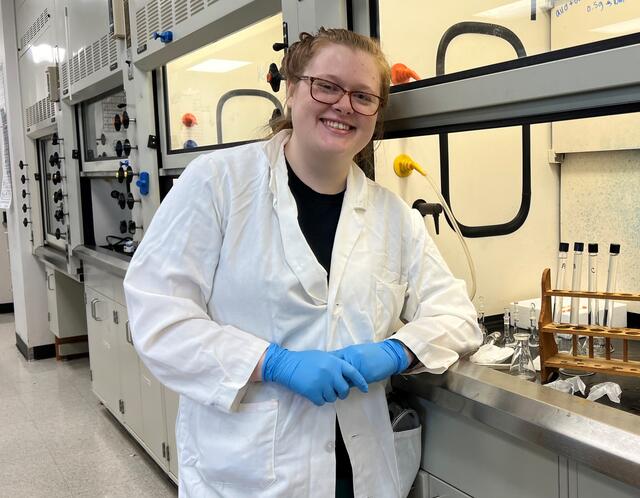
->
[[587, 243, 599, 357], [569, 242, 584, 327], [602, 244, 621, 327], [587, 243, 599, 325], [553, 242, 569, 323], [569, 243, 585, 357]]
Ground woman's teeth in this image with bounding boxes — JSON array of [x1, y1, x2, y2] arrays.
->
[[323, 119, 352, 131]]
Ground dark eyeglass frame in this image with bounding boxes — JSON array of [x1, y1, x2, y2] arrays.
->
[[297, 76, 384, 116]]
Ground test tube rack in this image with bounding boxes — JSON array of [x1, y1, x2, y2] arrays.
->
[[538, 268, 640, 382]]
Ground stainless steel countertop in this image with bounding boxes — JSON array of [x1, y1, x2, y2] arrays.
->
[[73, 245, 130, 278], [34, 245, 68, 273], [392, 358, 640, 488]]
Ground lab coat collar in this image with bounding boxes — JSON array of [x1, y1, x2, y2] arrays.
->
[[263, 130, 369, 210], [262, 131, 369, 307]]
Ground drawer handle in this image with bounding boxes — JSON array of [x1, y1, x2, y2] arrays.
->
[[125, 321, 133, 345], [90, 299, 103, 321]]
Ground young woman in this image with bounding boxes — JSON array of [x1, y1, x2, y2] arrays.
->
[[124, 28, 482, 498]]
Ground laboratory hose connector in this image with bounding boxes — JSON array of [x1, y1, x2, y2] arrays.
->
[[393, 154, 477, 301]]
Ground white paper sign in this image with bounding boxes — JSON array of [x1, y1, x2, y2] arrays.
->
[[0, 63, 11, 210]]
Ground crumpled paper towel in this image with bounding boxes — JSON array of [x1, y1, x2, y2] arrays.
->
[[470, 344, 514, 364], [586, 382, 622, 403], [545, 376, 586, 395]]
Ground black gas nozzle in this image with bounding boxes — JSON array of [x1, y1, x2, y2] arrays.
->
[[412, 199, 444, 235]]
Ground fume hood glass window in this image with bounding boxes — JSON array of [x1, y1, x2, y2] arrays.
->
[[82, 87, 129, 162], [378, 0, 640, 87], [374, 111, 640, 322], [164, 13, 285, 152], [37, 136, 60, 238]]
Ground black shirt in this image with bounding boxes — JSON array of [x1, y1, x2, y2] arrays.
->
[[286, 161, 344, 276], [286, 160, 353, 480]]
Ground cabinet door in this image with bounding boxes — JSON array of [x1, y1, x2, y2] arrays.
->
[[85, 287, 120, 417], [139, 361, 168, 467], [428, 474, 473, 498], [46, 269, 59, 336], [114, 304, 144, 439], [164, 386, 179, 478]]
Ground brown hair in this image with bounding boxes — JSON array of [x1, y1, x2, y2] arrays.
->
[[269, 27, 391, 148]]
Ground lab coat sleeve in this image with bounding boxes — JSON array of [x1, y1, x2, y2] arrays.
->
[[391, 210, 483, 374], [123, 156, 269, 412]]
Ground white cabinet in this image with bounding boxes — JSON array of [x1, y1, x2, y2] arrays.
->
[[84, 279, 178, 482], [86, 289, 144, 437], [113, 303, 144, 439], [139, 360, 167, 464], [86, 286, 121, 417], [164, 387, 180, 479]]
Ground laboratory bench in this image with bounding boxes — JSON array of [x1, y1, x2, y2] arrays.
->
[[394, 344, 640, 498]]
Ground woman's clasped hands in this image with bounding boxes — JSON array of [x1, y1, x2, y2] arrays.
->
[[262, 340, 410, 406]]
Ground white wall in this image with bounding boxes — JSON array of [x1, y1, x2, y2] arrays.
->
[[560, 150, 640, 313], [1, 0, 50, 349]]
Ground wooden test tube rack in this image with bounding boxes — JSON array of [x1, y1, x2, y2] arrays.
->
[[539, 268, 640, 383]]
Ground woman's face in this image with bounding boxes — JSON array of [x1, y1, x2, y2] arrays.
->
[[287, 44, 381, 163]]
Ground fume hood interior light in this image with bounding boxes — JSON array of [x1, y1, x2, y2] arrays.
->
[[475, 0, 553, 19], [592, 17, 640, 35], [30, 44, 56, 64], [187, 59, 251, 73]]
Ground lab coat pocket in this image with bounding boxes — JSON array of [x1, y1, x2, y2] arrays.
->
[[374, 278, 408, 340], [193, 400, 278, 489], [393, 425, 422, 498]]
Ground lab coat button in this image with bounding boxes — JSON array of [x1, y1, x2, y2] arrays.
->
[[325, 441, 335, 452]]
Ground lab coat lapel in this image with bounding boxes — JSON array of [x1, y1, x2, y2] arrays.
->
[[266, 132, 328, 305], [328, 165, 368, 304]]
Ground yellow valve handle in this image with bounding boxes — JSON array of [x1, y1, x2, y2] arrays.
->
[[393, 154, 426, 177]]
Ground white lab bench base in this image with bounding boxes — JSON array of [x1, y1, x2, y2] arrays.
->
[[406, 397, 639, 498]]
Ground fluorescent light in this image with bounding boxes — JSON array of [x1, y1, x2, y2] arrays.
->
[[592, 17, 640, 35], [187, 59, 251, 73], [30, 44, 55, 64], [476, 0, 552, 20]]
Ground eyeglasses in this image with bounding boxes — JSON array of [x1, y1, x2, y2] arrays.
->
[[297, 76, 383, 116]]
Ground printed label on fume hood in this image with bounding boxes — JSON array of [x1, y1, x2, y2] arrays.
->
[[0, 109, 12, 209]]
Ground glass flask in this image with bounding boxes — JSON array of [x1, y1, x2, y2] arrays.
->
[[509, 333, 537, 382]]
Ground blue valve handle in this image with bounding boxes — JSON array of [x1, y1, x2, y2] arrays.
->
[[136, 171, 150, 196], [152, 31, 173, 43]]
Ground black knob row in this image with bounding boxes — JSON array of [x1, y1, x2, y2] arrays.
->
[[116, 164, 135, 184], [119, 220, 141, 234], [49, 151, 63, 167], [114, 110, 134, 131], [111, 189, 137, 209]]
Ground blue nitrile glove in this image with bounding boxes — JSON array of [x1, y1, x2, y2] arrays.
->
[[262, 344, 369, 406], [330, 339, 411, 384]]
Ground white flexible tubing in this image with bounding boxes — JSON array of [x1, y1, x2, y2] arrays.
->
[[422, 174, 477, 301]]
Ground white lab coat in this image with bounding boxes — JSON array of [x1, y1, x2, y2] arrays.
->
[[124, 130, 482, 498]]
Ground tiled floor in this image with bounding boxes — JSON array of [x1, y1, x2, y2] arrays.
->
[[0, 313, 178, 498]]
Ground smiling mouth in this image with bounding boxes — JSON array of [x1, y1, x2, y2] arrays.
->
[[320, 118, 354, 131]]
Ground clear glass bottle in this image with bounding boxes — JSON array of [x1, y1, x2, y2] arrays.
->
[[503, 307, 515, 348], [477, 296, 488, 342], [528, 303, 539, 347], [509, 333, 537, 382]]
